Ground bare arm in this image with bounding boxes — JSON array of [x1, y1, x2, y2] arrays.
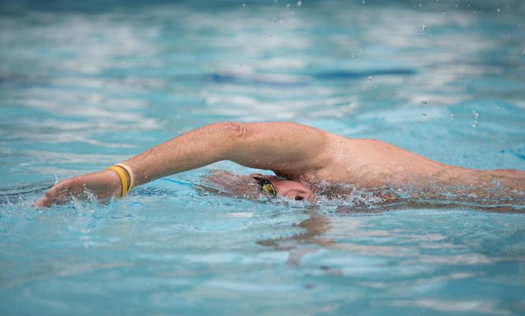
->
[[35, 122, 329, 207], [125, 121, 329, 185]]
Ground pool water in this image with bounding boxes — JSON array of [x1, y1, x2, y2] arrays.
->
[[1, 0, 525, 315]]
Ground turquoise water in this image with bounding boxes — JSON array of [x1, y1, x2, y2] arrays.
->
[[1, 0, 525, 315]]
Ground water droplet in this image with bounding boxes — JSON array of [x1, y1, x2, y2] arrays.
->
[[421, 25, 427, 31], [362, 0, 365, 3], [296, 0, 302, 6], [472, 121, 479, 128], [496, 106, 500, 110], [421, 99, 427, 104], [367, 76, 373, 82], [471, 110, 479, 119], [450, 114, 455, 119], [286, 3, 290, 7], [243, 3, 246, 7], [497, 8, 500, 13], [422, 112, 427, 116]]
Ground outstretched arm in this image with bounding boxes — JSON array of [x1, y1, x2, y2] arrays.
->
[[34, 122, 330, 207]]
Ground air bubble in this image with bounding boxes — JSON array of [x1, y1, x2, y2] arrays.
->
[[471, 110, 479, 120], [421, 25, 426, 31], [422, 112, 427, 117], [472, 121, 479, 128], [367, 76, 373, 82], [421, 99, 427, 104], [243, 3, 246, 7], [450, 114, 455, 119], [497, 9, 500, 13], [297, 1, 302, 6]]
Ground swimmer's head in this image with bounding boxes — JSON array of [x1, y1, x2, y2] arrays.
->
[[249, 173, 314, 202], [204, 170, 314, 202]]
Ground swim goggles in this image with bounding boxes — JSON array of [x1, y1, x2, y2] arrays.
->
[[253, 177, 276, 196]]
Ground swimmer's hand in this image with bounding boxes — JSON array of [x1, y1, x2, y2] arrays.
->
[[33, 170, 122, 208]]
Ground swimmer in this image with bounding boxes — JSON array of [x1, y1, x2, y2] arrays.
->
[[34, 122, 525, 207]]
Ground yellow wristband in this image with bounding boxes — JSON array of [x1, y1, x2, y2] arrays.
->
[[115, 163, 134, 191], [106, 166, 128, 198]]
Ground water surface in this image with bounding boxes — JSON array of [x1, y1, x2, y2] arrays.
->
[[1, 0, 525, 315]]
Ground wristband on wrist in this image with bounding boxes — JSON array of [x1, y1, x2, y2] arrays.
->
[[106, 166, 128, 198], [115, 163, 135, 191]]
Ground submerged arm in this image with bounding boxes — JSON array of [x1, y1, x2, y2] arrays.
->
[[35, 122, 329, 207]]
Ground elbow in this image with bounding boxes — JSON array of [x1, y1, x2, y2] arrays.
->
[[210, 121, 249, 140], [209, 122, 249, 161]]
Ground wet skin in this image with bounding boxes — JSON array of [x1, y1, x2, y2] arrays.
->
[[249, 173, 315, 202], [35, 122, 525, 207]]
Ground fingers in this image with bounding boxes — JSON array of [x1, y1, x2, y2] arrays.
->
[[46, 178, 75, 198], [33, 170, 122, 208], [34, 188, 70, 208], [33, 197, 50, 208], [34, 177, 81, 208]]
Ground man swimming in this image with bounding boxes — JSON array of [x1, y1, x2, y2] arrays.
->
[[34, 122, 525, 207]]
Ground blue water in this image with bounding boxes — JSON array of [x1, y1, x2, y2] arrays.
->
[[1, 0, 525, 315]]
